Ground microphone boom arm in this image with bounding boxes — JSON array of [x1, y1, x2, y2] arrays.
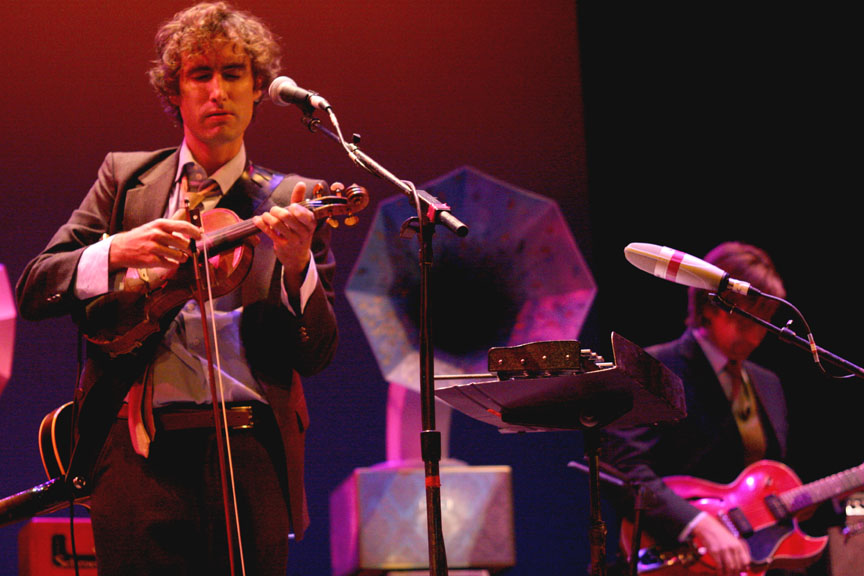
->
[[710, 293, 864, 379], [300, 115, 468, 237]]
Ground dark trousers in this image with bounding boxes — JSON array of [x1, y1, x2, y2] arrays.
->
[[89, 409, 292, 576]]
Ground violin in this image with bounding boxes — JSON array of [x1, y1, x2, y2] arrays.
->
[[80, 182, 368, 357]]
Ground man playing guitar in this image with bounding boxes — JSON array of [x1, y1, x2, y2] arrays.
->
[[602, 242, 789, 576]]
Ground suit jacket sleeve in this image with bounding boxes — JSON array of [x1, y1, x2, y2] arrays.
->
[[602, 422, 703, 543], [16, 152, 125, 321]]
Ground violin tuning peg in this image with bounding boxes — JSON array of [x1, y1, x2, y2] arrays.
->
[[330, 182, 345, 196], [312, 182, 326, 198], [326, 217, 339, 228], [344, 214, 359, 226]]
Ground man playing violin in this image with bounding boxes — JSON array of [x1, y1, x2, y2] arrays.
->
[[16, 3, 338, 575]]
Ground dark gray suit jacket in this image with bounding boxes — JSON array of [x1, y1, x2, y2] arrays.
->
[[601, 329, 788, 543], [16, 148, 339, 538]]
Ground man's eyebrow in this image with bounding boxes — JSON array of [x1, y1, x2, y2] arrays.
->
[[221, 62, 248, 72], [184, 59, 248, 75], [186, 63, 213, 75]]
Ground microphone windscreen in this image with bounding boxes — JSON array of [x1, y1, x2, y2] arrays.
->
[[268, 76, 297, 106], [624, 243, 725, 291]]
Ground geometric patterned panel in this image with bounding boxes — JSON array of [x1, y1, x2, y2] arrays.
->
[[330, 464, 515, 575]]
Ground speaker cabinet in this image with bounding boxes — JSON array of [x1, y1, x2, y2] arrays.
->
[[18, 517, 97, 575], [828, 492, 864, 576], [330, 464, 515, 576]]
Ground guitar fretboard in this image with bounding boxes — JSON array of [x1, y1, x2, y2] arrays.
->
[[780, 464, 864, 513]]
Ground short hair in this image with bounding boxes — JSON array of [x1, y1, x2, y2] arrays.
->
[[148, 2, 282, 122], [686, 241, 786, 328]]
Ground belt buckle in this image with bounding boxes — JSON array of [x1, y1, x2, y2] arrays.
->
[[227, 405, 255, 430]]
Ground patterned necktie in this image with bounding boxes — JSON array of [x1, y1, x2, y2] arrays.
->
[[725, 360, 767, 463], [182, 162, 221, 210]]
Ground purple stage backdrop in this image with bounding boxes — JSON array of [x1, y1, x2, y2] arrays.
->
[[1, 2, 861, 575]]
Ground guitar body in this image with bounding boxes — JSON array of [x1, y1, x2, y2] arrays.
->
[[621, 460, 829, 575], [39, 402, 75, 480], [38, 402, 90, 510]]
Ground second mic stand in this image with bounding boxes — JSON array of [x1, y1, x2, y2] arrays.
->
[[303, 114, 468, 576], [710, 293, 864, 379]]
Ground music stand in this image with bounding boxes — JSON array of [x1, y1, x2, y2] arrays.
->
[[436, 332, 686, 576]]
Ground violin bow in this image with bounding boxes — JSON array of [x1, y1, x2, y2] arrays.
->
[[186, 200, 248, 576]]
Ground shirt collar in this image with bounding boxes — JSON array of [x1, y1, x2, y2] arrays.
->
[[175, 140, 247, 194]]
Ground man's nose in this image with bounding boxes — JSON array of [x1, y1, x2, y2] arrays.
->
[[208, 76, 227, 101]]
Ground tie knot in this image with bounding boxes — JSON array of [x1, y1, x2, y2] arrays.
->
[[184, 163, 209, 190], [725, 360, 744, 379], [182, 163, 221, 209]]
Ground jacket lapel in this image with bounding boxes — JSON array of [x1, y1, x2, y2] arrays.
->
[[123, 150, 179, 229], [745, 360, 787, 455]]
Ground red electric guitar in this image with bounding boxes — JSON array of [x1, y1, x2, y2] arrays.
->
[[620, 459, 864, 575]]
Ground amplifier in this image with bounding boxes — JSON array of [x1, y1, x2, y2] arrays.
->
[[330, 464, 515, 576], [828, 492, 864, 576], [18, 517, 97, 576]]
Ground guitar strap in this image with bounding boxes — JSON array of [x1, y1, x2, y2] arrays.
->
[[218, 163, 285, 219]]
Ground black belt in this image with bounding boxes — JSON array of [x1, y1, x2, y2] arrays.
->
[[117, 402, 268, 432]]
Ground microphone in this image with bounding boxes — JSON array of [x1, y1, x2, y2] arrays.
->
[[268, 76, 331, 111], [624, 242, 761, 296]]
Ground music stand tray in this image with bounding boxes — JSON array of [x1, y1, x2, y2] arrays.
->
[[435, 332, 685, 432]]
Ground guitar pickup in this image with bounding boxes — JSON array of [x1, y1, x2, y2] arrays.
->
[[764, 494, 791, 522], [725, 507, 754, 538]]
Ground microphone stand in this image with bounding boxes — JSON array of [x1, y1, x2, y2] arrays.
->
[[301, 113, 468, 576], [568, 458, 646, 576], [710, 293, 864, 379]]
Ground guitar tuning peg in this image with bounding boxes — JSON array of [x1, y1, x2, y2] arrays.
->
[[344, 213, 359, 226]]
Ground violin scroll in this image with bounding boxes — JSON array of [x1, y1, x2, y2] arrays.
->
[[307, 182, 368, 228]]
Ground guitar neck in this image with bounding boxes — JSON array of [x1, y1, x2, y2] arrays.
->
[[0, 477, 72, 528], [780, 463, 864, 513]]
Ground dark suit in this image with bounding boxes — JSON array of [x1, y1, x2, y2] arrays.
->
[[16, 149, 338, 551], [601, 329, 788, 543]]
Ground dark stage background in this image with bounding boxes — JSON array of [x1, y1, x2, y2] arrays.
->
[[1, 2, 861, 575]]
